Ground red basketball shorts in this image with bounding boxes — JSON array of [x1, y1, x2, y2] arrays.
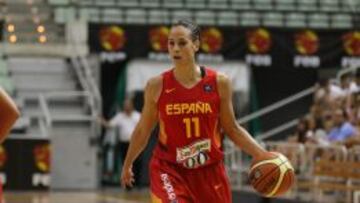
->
[[149, 157, 231, 203]]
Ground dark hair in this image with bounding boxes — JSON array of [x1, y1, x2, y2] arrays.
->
[[172, 19, 201, 42]]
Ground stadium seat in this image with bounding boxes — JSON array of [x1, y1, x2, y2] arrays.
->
[[195, 10, 216, 25], [274, 0, 296, 11], [308, 13, 330, 29], [297, 0, 318, 12], [208, 0, 229, 10], [172, 10, 193, 23], [54, 7, 76, 24], [185, 0, 207, 9], [117, 0, 140, 7], [125, 9, 147, 24], [102, 8, 124, 23], [79, 8, 100, 22], [0, 76, 15, 95], [77, 0, 94, 6], [263, 12, 284, 27], [217, 11, 238, 26], [285, 12, 306, 28], [253, 0, 273, 10], [94, 0, 116, 7], [139, 0, 161, 8], [0, 60, 8, 76], [148, 10, 170, 24], [331, 14, 353, 28], [229, 0, 252, 10], [239, 12, 260, 26], [341, 0, 358, 12], [162, 0, 184, 8], [319, 0, 340, 12], [48, 0, 70, 6]]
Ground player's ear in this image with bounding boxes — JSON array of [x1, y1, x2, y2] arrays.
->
[[193, 39, 200, 52]]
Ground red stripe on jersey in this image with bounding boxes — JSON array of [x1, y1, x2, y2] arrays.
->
[[153, 67, 224, 169]]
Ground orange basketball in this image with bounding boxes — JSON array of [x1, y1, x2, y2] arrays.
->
[[248, 152, 295, 197]]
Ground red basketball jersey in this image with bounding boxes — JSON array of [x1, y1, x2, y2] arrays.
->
[[153, 67, 224, 169]]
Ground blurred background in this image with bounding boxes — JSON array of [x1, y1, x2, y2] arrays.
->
[[1, 0, 360, 202]]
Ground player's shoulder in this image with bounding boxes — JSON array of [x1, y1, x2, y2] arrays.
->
[[145, 74, 163, 102], [215, 71, 230, 86]]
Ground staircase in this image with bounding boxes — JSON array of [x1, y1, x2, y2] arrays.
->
[[7, 56, 99, 189]]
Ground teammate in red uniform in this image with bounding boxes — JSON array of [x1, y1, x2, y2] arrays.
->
[[0, 87, 20, 203], [121, 20, 271, 202]]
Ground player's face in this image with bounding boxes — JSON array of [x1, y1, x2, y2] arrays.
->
[[168, 26, 199, 63]]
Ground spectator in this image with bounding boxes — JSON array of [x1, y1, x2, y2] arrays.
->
[[327, 108, 358, 142]]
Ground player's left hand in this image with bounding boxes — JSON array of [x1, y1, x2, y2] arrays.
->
[[120, 164, 135, 188]]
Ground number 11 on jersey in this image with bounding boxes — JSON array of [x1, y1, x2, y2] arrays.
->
[[183, 117, 200, 138]]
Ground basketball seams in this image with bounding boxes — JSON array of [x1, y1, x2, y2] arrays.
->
[[249, 153, 295, 197]]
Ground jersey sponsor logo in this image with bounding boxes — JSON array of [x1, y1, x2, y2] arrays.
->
[[166, 102, 213, 115], [160, 173, 177, 202], [176, 139, 211, 168], [165, 88, 176, 94]]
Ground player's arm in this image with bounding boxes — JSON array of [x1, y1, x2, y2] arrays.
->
[[217, 73, 268, 160], [121, 76, 161, 187], [0, 87, 20, 143]]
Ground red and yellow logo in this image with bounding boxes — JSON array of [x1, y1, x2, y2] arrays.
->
[[201, 27, 223, 54], [247, 28, 272, 54], [295, 30, 319, 55], [99, 26, 126, 52], [342, 31, 360, 56], [34, 144, 50, 172], [149, 26, 170, 52], [0, 146, 7, 169]]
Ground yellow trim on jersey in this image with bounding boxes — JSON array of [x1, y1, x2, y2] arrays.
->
[[151, 192, 163, 203]]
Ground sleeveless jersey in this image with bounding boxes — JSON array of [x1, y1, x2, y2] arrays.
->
[[153, 67, 224, 169]]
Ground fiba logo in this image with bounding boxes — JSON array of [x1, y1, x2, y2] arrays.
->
[[341, 31, 360, 67], [295, 30, 319, 55], [245, 28, 272, 66], [342, 31, 360, 56], [293, 30, 320, 68], [33, 144, 50, 172], [201, 27, 223, 54], [149, 26, 169, 52], [0, 146, 8, 169], [247, 28, 272, 54], [99, 26, 126, 52]]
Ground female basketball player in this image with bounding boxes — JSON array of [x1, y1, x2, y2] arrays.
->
[[0, 87, 19, 142], [121, 20, 271, 202], [0, 87, 20, 203]]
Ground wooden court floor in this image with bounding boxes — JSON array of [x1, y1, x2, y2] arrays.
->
[[3, 189, 151, 203]]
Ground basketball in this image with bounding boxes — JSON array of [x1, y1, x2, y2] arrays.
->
[[249, 152, 295, 197]]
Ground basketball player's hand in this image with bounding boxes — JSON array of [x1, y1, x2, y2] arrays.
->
[[120, 165, 135, 188]]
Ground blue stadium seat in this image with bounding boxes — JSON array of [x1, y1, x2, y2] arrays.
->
[[172, 10, 193, 23], [253, 0, 273, 10], [163, 0, 185, 8], [102, 8, 124, 23], [139, 0, 161, 8], [319, 0, 340, 12], [125, 9, 147, 24], [208, 0, 229, 9], [185, 0, 207, 9]]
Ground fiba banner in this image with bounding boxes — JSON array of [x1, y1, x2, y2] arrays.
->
[[0, 139, 50, 190], [89, 24, 360, 69]]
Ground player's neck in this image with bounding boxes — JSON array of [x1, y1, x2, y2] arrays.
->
[[173, 63, 201, 83]]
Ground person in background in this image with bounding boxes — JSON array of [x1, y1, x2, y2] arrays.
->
[[99, 98, 141, 188]]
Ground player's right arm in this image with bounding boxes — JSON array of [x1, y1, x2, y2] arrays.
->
[[0, 87, 20, 143], [121, 75, 162, 188]]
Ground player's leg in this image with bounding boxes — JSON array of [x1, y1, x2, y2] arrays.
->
[[186, 162, 232, 203], [149, 157, 194, 203]]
